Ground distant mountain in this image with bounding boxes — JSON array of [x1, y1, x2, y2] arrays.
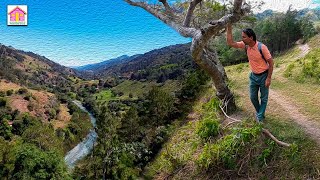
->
[[256, 8, 320, 20], [76, 43, 196, 82], [256, 9, 274, 20], [0, 44, 77, 91], [74, 55, 134, 71]]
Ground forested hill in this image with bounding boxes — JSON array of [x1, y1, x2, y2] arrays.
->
[[74, 55, 134, 71], [75, 43, 195, 81], [0, 44, 76, 91]]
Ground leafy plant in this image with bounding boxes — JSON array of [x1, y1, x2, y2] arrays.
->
[[197, 125, 262, 170], [284, 63, 295, 78], [196, 117, 220, 140]]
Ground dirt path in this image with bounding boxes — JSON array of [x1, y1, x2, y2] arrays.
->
[[297, 43, 310, 58], [269, 43, 320, 144], [269, 89, 320, 144]]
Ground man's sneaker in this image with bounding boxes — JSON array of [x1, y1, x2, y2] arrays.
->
[[255, 115, 264, 124]]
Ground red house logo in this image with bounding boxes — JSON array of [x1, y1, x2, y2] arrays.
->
[[7, 5, 28, 26]]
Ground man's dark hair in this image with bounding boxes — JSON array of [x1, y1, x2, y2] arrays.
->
[[243, 28, 256, 41]]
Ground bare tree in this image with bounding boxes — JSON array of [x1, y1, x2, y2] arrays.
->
[[124, 0, 250, 112]]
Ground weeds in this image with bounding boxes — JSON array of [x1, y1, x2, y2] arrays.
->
[[197, 124, 262, 170], [284, 63, 295, 78], [196, 117, 220, 140]]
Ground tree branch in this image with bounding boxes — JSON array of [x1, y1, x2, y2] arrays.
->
[[159, 0, 175, 17], [233, 0, 243, 13], [125, 0, 197, 37], [219, 104, 291, 147], [203, 2, 251, 38], [262, 129, 291, 147], [190, 0, 250, 63], [183, 0, 202, 27]]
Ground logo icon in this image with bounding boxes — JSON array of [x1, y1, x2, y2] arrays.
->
[[7, 5, 28, 26]]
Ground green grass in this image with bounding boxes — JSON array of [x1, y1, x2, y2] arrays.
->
[[112, 80, 154, 99], [307, 34, 320, 49], [271, 79, 320, 122], [111, 80, 181, 99], [144, 85, 320, 179], [273, 46, 301, 66], [94, 89, 117, 103], [143, 88, 214, 179], [144, 39, 320, 179]]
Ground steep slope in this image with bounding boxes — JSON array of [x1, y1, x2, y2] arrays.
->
[[0, 44, 77, 91], [0, 44, 81, 124], [143, 37, 320, 179]]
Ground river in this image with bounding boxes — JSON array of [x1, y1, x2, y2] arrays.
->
[[64, 100, 98, 168]]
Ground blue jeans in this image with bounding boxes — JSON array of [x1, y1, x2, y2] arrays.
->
[[249, 72, 269, 121]]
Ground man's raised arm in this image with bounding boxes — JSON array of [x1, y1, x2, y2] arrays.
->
[[226, 23, 239, 48]]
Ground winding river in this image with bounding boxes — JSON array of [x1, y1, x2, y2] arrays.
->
[[64, 100, 98, 168]]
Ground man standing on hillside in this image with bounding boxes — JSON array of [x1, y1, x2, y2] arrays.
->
[[226, 23, 274, 122]]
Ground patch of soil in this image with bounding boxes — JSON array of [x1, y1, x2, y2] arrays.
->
[[53, 104, 72, 129], [269, 89, 320, 144], [10, 95, 31, 114], [0, 79, 21, 91]]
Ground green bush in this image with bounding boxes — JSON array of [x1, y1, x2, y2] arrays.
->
[[284, 63, 295, 78], [23, 93, 33, 101], [18, 88, 28, 94], [196, 118, 220, 140], [302, 55, 320, 82], [0, 91, 5, 97], [12, 143, 70, 179], [257, 140, 275, 167], [0, 98, 7, 107], [197, 125, 262, 170], [0, 118, 12, 140], [6, 90, 14, 96]]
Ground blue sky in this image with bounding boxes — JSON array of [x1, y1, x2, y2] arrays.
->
[[0, 0, 319, 66], [0, 0, 191, 66]]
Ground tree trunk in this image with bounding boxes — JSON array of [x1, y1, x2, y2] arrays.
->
[[124, 0, 250, 113], [191, 38, 236, 113]]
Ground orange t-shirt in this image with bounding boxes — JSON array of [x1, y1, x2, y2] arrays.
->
[[235, 41, 272, 74]]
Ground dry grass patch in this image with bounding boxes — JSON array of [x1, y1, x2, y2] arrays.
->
[[53, 104, 72, 129], [22, 54, 51, 71], [0, 79, 21, 91], [29, 90, 54, 105], [9, 95, 29, 113]]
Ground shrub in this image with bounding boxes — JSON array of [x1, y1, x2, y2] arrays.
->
[[284, 63, 295, 78], [196, 117, 220, 140], [197, 125, 262, 170], [0, 91, 5, 97], [118, 91, 124, 96], [6, 90, 14, 96], [27, 103, 34, 111], [23, 93, 33, 101], [0, 98, 7, 107], [18, 88, 28, 94], [302, 55, 320, 82]]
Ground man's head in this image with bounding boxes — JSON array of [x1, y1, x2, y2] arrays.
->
[[242, 28, 256, 45]]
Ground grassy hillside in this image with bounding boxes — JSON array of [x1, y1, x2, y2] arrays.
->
[[0, 44, 78, 93], [0, 79, 62, 122], [143, 37, 320, 179]]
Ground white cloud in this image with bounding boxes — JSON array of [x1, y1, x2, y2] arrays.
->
[[250, 0, 320, 13]]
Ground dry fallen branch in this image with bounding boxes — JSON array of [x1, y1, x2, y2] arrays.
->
[[219, 104, 241, 128], [261, 128, 291, 147], [219, 98, 241, 128], [219, 105, 291, 147]]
